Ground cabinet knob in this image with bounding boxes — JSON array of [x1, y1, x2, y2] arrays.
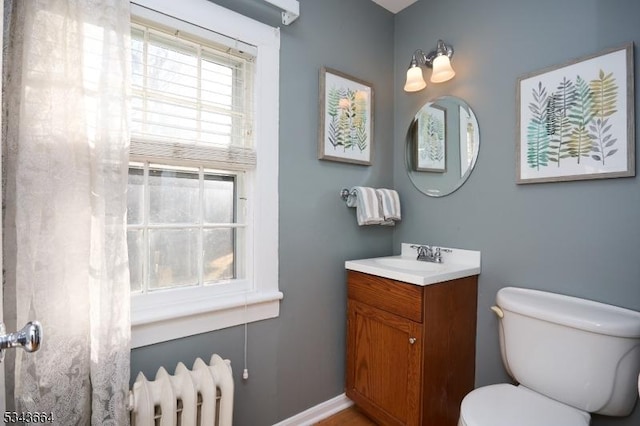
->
[[409, 337, 417, 345]]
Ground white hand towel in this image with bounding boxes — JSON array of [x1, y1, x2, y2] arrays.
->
[[376, 188, 401, 223], [346, 186, 384, 225]]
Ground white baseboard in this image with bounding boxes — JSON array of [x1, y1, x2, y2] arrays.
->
[[272, 393, 353, 426]]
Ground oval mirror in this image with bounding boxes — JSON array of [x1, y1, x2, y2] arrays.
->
[[406, 96, 480, 197]]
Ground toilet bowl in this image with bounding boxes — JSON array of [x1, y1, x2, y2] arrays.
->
[[458, 287, 640, 426], [458, 384, 590, 426]]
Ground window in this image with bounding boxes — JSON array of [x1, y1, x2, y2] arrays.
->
[[128, 164, 246, 294], [130, 0, 281, 348]]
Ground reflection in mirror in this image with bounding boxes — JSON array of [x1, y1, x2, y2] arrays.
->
[[406, 96, 480, 197]]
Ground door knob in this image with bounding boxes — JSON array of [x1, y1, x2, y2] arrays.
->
[[409, 337, 417, 344], [0, 321, 43, 361]]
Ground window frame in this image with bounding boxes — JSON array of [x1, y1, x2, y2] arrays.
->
[[130, 0, 281, 348]]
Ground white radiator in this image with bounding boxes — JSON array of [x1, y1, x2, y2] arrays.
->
[[129, 354, 234, 426]]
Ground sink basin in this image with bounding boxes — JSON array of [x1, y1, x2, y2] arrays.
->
[[373, 257, 444, 272], [345, 243, 481, 286]]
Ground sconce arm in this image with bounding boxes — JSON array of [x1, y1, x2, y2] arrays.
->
[[425, 40, 454, 67]]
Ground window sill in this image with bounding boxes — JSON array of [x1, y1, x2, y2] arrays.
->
[[131, 289, 283, 348]]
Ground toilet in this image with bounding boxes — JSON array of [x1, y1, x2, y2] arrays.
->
[[458, 287, 640, 426]]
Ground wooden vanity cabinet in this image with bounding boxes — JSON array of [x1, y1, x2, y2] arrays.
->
[[345, 270, 478, 426]]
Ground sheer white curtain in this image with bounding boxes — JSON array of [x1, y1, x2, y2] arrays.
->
[[3, 0, 131, 424]]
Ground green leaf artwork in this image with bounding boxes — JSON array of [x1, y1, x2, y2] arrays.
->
[[419, 112, 444, 161], [546, 77, 576, 167], [326, 86, 369, 153], [589, 70, 619, 164], [518, 44, 632, 184], [526, 69, 619, 169], [527, 82, 551, 170]]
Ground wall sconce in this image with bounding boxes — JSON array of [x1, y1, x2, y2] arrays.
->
[[404, 39, 455, 92]]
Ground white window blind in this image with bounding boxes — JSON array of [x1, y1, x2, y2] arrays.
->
[[130, 21, 256, 170]]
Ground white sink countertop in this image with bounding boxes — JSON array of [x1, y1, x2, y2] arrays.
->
[[345, 243, 481, 286]]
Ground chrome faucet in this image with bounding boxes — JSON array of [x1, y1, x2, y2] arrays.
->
[[410, 245, 451, 263]]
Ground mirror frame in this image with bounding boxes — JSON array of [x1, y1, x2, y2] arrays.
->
[[406, 96, 480, 197]]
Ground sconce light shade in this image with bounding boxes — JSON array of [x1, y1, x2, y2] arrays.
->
[[430, 54, 455, 83], [403, 39, 455, 92], [404, 65, 427, 92]]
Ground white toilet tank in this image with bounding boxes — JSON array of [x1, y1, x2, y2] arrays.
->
[[496, 287, 640, 416]]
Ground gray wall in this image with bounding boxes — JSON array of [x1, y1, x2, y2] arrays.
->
[[130, 1, 395, 425], [132, 1, 640, 425], [393, 1, 640, 425]]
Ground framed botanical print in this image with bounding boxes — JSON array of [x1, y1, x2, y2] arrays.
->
[[517, 43, 634, 183], [318, 67, 373, 165], [415, 104, 446, 172]]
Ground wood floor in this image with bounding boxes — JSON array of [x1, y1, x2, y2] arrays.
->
[[314, 406, 378, 425]]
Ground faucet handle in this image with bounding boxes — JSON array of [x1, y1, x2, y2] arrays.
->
[[410, 244, 429, 259], [433, 247, 452, 263]]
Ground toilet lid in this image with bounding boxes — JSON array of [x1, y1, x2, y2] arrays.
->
[[460, 384, 590, 426]]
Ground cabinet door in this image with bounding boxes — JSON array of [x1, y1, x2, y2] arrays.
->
[[346, 299, 422, 426]]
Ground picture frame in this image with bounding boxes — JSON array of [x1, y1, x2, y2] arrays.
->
[[516, 43, 634, 184], [414, 103, 447, 172], [318, 67, 373, 165]]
